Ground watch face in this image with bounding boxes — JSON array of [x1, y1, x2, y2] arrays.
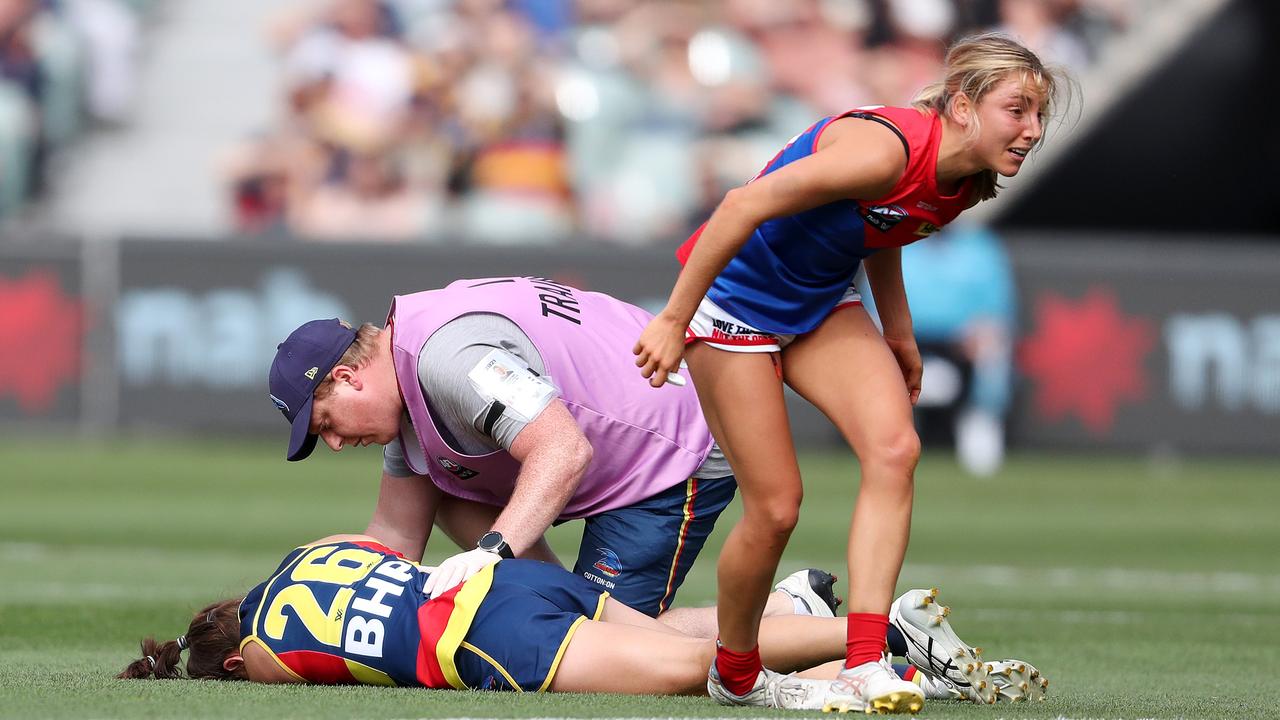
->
[[478, 531, 512, 558]]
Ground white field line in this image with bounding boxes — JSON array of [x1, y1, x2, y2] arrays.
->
[[400, 716, 1191, 720], [5, 542, 1280, 602], [901, 562, 1280, 595]]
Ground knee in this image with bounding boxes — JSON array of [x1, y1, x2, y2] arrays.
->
[[863, 427, 921, 476], [666, 640, 716, 695], [745, 491, 802, 540]]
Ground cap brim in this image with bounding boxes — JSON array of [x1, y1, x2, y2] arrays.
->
[[286, 394, 319, 462]]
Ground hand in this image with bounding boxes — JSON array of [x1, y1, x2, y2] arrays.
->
[[633, 313, 688, 388], [884, 335, 923, 406], [422, 548, 501, 599]]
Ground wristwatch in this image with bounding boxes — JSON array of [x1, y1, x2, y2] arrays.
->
[[476, 530, 514, 559]]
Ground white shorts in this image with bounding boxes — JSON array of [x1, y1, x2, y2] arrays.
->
[[685, 288, 862, 353]]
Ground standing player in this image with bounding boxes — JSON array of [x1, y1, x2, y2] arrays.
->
[[268, 277, 835, 636], [633, 33, 1066, 713]]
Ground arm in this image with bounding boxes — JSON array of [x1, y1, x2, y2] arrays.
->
[[364, 471, 443, 562], [422, 398, 591, 597], [864, 247, 922, 405], [487, 399, 592, 557], [865, 247, 912, 339], [435, 494, 563, 565], [635, 119, 908, 386], [242, 641, 305, 684]]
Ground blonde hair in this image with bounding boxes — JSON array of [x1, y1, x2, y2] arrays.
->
[[912, 32, 1072, 201], [313, 322, 383, 401]]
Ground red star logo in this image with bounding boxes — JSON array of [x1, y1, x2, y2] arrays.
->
[[0, 270, 84, 414], [1019, 287, 1155, 435]]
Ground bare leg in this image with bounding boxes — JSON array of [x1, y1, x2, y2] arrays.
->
[[685, 343, 802, 654], [657, 591, 795, 638], [550, 617, 711, 694], [757, 615, 848, 672], [551, 598, 852, 694], [795, 659, 846, 680], [783, 307, 918, 617]]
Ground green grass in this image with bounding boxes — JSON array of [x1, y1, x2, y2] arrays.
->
[[2, 438, 1278, 718]]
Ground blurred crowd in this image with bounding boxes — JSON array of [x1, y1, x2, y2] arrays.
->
[[0, 0, 1140, 239], [225, 0, 1137, 244], [0, 0, 145, 217]]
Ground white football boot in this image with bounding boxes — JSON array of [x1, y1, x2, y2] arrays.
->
[[916, 671, 962, 700], [821, 655, 925, 714], [890, 588, 997, 704], [765, 672, 837, 710], [706, 660, 779, 707], [986, 659, 1049, 702], [774, 569, 842, 618]]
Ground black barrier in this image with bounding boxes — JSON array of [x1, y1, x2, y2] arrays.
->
[[1007, 234, 1280, 453], [0, 241, 85, 425], [113, 239, 838, 443], [4, 234, 1278, 454]]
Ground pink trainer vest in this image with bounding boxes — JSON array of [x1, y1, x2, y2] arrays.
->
[[388, 276, 715, 520]]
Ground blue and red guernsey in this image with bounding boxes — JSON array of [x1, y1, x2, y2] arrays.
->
[[238, 539, 494, 689], [677, 105, 974, 335]]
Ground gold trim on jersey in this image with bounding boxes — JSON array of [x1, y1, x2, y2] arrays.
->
[[538, 590, 609, 693], [434, 562, 497, 690], [239, 636, 306, 683], [459, 641, 520, 690]]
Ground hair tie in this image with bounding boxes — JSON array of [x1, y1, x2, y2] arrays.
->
[[206, 611, 216, 624], [145, 655, 156, 669], [175, 635, 189, 651]]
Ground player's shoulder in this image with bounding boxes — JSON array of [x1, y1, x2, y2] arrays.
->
[[818, 116, 909, 190]]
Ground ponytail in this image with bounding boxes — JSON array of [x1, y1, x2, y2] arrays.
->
[[118, 598, 245, 681], [118, 636, 185, 680]]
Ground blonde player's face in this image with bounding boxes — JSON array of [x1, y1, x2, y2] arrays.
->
[[973, 75, 1045, 177], [309, 368, 401, 452]]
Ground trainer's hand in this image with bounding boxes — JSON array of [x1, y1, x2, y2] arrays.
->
[[884, 335, 923, 406], [634, 313, 687, 388], [422, 548, 501, 599]]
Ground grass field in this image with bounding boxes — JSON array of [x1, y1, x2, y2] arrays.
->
[[2, 437, 1278, 719]]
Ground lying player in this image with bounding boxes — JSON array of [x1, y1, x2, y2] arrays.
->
[[119, 535, 1047, 710]]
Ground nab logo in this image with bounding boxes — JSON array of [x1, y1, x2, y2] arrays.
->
[[914, 222, 941, 237], [304, 366, 318, 380], [437, 456, 479, 480], [860, 204, 907, 232]]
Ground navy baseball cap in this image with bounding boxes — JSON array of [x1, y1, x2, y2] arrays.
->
[[269, 319, 357, 462]]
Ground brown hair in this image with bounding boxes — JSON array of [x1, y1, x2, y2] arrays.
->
[[118, 597, 245, 681], [312, 322, 383, 401], [912, 32, 1071, 201]]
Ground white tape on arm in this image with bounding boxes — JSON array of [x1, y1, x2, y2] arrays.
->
[[466, 348, 560, 422]]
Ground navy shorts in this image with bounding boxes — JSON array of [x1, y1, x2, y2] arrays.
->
[[454, 560, 608, 692], [571, 475, 737, 616]]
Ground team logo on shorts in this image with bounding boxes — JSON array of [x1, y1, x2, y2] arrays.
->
[[592, 547, 623, 578], [860, 204, 907, 232], [437, 456, 479, 480]]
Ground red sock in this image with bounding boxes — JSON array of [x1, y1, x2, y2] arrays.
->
[[715, 641, 762, 696], [846, 612, 889, 667]]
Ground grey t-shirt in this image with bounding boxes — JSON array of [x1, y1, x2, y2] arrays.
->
[[383, 312, 730, 479]]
